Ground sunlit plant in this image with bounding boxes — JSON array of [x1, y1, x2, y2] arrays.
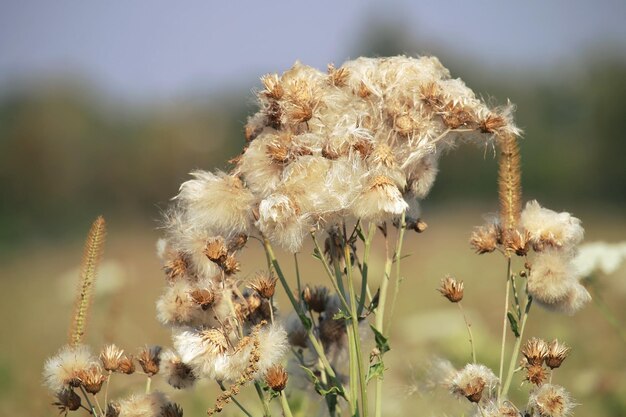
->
[[43, 56, 591, 417]]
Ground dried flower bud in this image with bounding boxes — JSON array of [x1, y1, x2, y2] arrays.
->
[[521, 337, 548, 367], [54, 389, 81, 413], [249, 273, 278, 299], [470, 224, 499, 254], [265, 364, 289, 392], [525, 363, 548, 386], [137, 346, 162, 376], [77, 365, 106, 394], [479, 114, 507, 134], [508, 229, 532, 256], [528, 384, 576, 417], [221, 254, 240, 275], [438, 276, 464, 303], [407, 217, 428, 233], [545, 340, 571, 369], [302, 285, 329, 313], [117, 355, 135, 374], [100, 344, 124, 372], [201, 329, 229, 355], [189, 288, 215, 310], [163, 253, 190, 282], [204, 238, 228, 264]]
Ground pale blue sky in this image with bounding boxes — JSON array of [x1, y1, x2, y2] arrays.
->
[[1, 0, 624, 99]]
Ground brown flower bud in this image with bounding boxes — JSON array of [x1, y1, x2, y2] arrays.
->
[[525, 363, 548, 386], [249, 273, 278, 299], [265, 365, 289, 392], [189, 288, 215, 310], [302, 285, 329, 313], [100, 344, 124, 372], [438, 276, 464, 303], [204, 237, 228, 264], [117, 355, 135, 374], [521, 338, 548, 367], [545, 340, 571, 369], [137, 346, 162, 376], [470, 224, 499, 254], [54, 389, 82, 413], [77, 365, 106, 395]]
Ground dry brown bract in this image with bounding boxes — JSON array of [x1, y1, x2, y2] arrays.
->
[[438, 276, 464, 303]]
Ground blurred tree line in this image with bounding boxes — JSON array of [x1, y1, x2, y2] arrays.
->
[[1, 24, 624, 249]]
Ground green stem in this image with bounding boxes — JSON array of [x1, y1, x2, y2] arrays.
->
[[263, 238, 343, 389], [387, 212, 407, 331], [502, 297, 532, 398], [345, 238, 368, 417], [279, 392, 294, 417], [254, 381, 272, 417], [498, 257, 512, 399], [104, 371, 111, 409], [311, 232, 350, 311], [294, 253, 302, 297], [357, 223, 377, 317], [79, 385, 98, 416]]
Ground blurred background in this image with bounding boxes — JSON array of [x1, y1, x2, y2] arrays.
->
[[1, 1, 625, 416]]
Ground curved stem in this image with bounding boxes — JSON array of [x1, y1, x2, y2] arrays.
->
[[79, 385, 98, 416], [458, 302, 477, 363]]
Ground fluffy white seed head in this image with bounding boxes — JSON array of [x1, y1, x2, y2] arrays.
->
[[521, 200, 584, 249], [43, 344, 97, 393]]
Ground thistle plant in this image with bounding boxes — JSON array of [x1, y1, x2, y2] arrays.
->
[[43, 55, 592, 417]]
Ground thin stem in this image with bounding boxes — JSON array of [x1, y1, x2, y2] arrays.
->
[[279, 392, 295, 417], [254, 381, 272, 417], [263, 238, 343, 388], [145, 376, 151, 394], [311, 232, 350, 311], [294, 253, 302, 297], [346, 324, 359, 416], [374, 227, 393, 417], [357, 223, 377, 317], [458, 302, 477, 363], [79, 385, 98, 416], [93, 394, 104, 416], [345, 236, 368, 417], [387, 211, 407, 330], [104, 371, 111, 408], [218, 381, 254, 417], [502, 297, 533, 398], [498, 257, 512, 399]]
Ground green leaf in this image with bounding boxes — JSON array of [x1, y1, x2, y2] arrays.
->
[[370, 325, 390, 354], [332, 310, 351, 321], [366, 361, 385, 383], [299, 366, 345, 398], [355, 227, 366, 242], [507, 311, 520, 337]]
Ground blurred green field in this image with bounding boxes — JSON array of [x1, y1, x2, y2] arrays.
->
[[1, 204, 624, 416]]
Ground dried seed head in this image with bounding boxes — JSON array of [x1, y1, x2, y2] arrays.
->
[[545, 340, 571, 369], [77, 365, 106, 394], [265, 364, 289, 391], [327, 63, 350, 87], [161, 402, 184, 417], [261, 73, 284, 100], [479, 114, 507, 134], [204, 237, 228, 264], [249, 273, 278, 299], [405, 217, 428, 233], [54, 389, 82, 413], [228, 233, 248, 252], [508, 229, 532, 256], [525, 363, 549, 386], [522, 337, 548, 367], [470, 224, 499, 254], [450, 364, 498, 404], [302, 285, 329, 313], [137, 345, 162, 376], [163, 253, 190, 282], [106, 401, 120, 417], [441, 103, 475, 129], [352, 139, 374, 158], [100, 344, 124, 372], [200, 329, 229, 355], [117, 355, 136, 374], [528, 384, 575, 417], [438, 276, 464, 303], [319, 315, 346, 349], [222, 254, 240, 276], [357, 81, 371, 98], [189, 288, 215, 310], [161, 351, 196, 390]]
